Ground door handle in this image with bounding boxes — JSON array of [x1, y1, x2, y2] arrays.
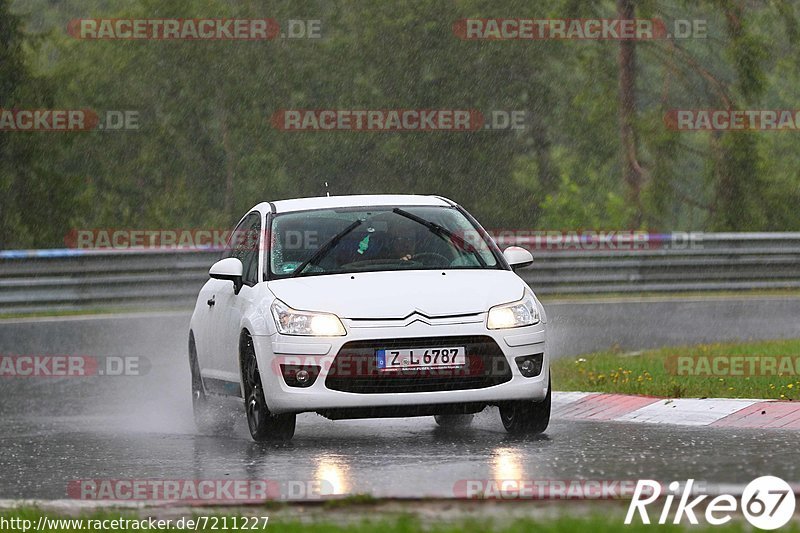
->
[[207, 296, 215, 307]]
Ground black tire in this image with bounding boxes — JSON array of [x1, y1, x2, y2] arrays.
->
[[499, 377, 551, 435], [241, 333, 295, 442], [434, 414, 474, 428], [189, 334, 234, 434]]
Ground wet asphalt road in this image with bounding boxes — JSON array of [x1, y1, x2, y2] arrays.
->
[[1, 295, 799, 501]]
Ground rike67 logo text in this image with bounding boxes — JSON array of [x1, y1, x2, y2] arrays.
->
[[626, 477, 796, 530]]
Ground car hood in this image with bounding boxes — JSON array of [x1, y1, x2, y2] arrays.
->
[[268, 270, 527, 319]]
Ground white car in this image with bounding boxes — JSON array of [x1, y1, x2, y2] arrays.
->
[[189, 194, 549, 441]]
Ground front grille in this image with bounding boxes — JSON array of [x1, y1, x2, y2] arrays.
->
[[324, 335, 511, 393]]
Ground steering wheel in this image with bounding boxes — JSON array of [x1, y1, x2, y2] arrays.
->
[[410, 252, 450, 267]]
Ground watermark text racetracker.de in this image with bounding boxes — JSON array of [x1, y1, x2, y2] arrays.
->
[[477, 230, 704, 252], [453, 18, 707, 40], [454, 479, 649, 499], [271, 109, 529, 131], [68, 478, 333, 502], [67, 18, 322, 40], [0, 109, 139, 132], [0, 355, 148, 377], [64, 228, 260, 251], [665, 109, 800, 131], [666, 354, 800, 377]]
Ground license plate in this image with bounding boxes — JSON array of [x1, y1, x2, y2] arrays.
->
[[376, 347, 466, 370]]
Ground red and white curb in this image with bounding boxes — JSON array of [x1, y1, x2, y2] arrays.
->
[[552, 392, 800, 429]]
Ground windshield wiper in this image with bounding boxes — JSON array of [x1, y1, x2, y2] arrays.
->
[[291, 219, 364, 277], [392, 208, 487, 267]]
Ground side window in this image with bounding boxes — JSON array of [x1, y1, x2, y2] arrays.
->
[[227, 213, 261, 286]]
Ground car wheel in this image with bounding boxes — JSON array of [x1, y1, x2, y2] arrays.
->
[[499, 377, 551, 435], [189, 334, 234, 434], [434, 414, 474, 428], [241, 333, 295, 442]]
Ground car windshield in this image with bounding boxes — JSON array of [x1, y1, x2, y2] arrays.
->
[[268, 206, 500, 278]]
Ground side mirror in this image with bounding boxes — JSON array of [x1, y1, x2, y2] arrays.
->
[[209, 258, 244, 294], [503, 246, 533, 271]]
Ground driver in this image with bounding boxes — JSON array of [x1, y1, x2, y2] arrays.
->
[[393, 232, 416, 261]]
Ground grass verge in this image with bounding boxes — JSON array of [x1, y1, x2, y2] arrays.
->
[[552, 339, 800, 399]]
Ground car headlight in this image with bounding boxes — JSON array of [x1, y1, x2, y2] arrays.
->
[[487, 294, 540, 329], [270, 299, 346, 336]]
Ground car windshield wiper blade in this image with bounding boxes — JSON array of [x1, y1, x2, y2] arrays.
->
[[291, 219, 364, 277], [392, 208, 487, 267]]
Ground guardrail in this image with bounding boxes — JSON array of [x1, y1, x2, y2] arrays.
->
[[1, 233, 799, 313]]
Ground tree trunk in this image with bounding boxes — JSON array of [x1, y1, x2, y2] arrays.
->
[[617, 0, 643, 227]]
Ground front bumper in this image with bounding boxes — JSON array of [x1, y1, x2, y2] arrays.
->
[[252, 317, 548, 415]]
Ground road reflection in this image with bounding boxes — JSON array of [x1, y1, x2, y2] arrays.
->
[[314, 454, 351, 495], [491, 447, 525, 481]]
